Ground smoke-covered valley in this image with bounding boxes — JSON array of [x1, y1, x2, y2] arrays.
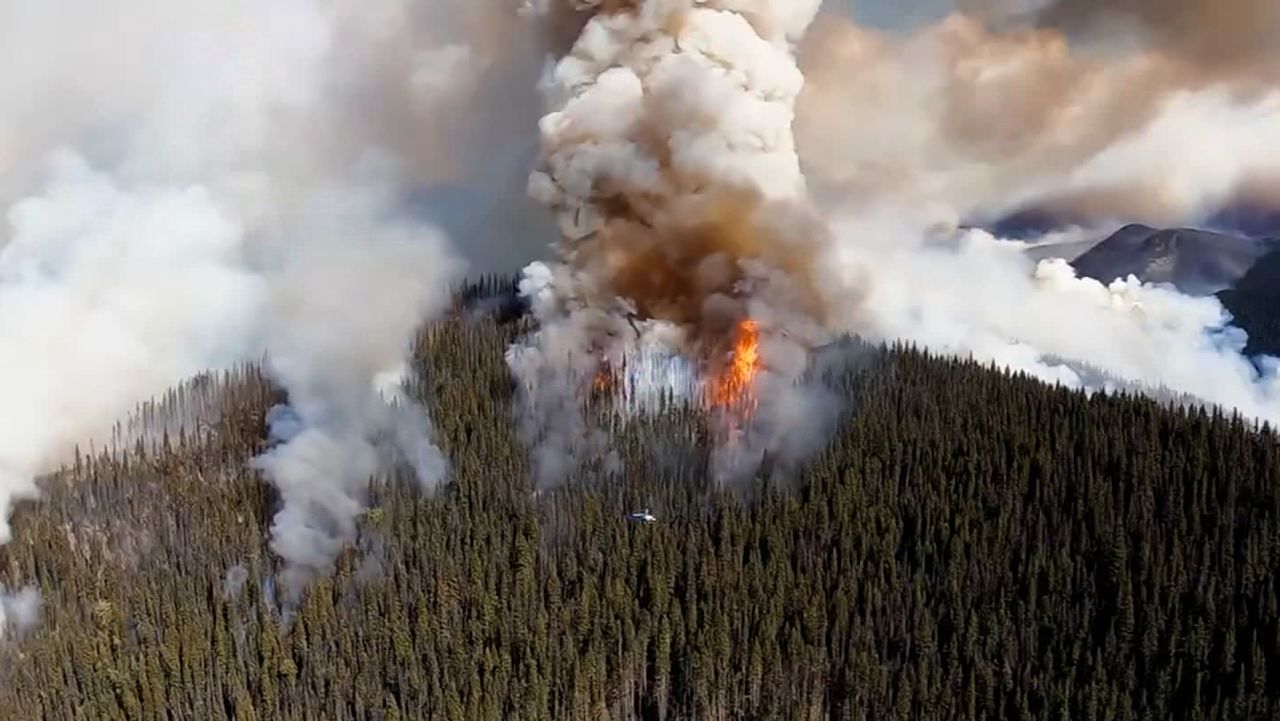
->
[[3, 0, 1280, 644]]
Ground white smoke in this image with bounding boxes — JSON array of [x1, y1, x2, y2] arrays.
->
[[0, 0, 545, 592], [222, 565, 250, 602], [252, 171, 459, 601], [0, 152, 263, 542], [790, 5, 1280, 423], [0, 586, 41, 641], [823, 211, 1280, 421]]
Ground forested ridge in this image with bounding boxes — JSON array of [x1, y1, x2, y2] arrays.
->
[[2, 279, 1280, 720], [1220, 249, 1280, 358]]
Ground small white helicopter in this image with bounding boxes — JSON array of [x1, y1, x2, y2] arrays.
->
[[627, 508, 658, 524]]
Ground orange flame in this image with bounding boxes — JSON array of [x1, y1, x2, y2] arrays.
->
[[592, 360, 615, 398], [712, 319, 761, 408]]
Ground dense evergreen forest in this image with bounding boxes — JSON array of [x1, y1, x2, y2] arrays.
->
[[3, 278, 1280, 720]]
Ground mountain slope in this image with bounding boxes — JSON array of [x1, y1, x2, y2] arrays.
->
[[3, 290, 1280, 719], [1218, 249, 1280, 357]]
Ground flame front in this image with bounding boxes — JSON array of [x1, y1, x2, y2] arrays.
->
[[582, 319, 763, 417], [712, 319, 762, 409], [592, 359, 616, 399]]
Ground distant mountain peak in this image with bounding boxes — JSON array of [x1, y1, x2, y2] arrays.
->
[[1071, 225, 1272, 296]]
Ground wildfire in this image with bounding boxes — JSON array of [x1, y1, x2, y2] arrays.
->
[[592, 360, 615, 398], [712, 319, 761, 408], [582, 319, 763, 417]]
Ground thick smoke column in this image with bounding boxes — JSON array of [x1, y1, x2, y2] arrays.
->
[[511, 0, 834, 485]]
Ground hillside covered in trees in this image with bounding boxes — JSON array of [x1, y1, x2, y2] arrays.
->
[[2, 280, 1280, 720]]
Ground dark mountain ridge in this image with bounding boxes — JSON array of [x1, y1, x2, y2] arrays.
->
[[1071, 223, 1277, 296]]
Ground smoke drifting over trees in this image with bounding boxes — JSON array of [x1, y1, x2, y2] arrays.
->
[[6, 300, 1280, 718], [0, 0, 536, 612], [2, 0, 1280, 654], [505, 0, 1280, 493]]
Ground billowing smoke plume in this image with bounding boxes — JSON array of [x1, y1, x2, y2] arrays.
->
[[252, 178, 459, 601], [7, 0, 1280, 620], [510, 0, 838, 485], [0, 0, 550, 597], [511, 0, 1280, 485], [0, 153, 263, 543]]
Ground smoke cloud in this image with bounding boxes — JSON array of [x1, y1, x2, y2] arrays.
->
[[0, 586, 41, 641], [508, 0, 1280, 486], [785, 1, 1280, 423], [6, 0, 1280, 617], [1015, 0, 1279, 71], [0, 0, 550, 595], [510, 0, 835, 485], [0, 152, 264, 542], [796, 5, 1280, 229], [252, 175, 459, 601], [222, 565, 250, 602], [823, 211, 1280, 421]]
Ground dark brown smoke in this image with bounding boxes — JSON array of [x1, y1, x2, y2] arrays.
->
[[578, 189, 828, 341]]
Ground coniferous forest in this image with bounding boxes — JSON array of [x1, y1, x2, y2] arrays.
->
[[2, 279, 1280, 720]]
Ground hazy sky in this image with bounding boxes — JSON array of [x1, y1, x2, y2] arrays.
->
[[837, 0, 955, 30]]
